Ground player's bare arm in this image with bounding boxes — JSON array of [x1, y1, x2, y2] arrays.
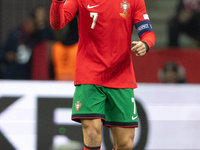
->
[[131, 41, 147, 56]]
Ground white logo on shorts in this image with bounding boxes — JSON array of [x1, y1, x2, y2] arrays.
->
[[132, 116, 138, 120]]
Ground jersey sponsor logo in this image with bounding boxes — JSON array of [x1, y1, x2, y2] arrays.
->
[[120, 0, 130, 18], [75, 101, 82, 112], [87, 4, 99, 9]]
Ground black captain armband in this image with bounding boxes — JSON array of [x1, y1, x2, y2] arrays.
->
[[57, 0, 63, 1], [135, 20, 153, 37], [142, 41, 149, 52]]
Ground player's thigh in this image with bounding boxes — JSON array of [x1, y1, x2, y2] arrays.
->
[[111, 127, 135, 146]]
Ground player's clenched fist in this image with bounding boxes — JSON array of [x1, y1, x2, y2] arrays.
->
[[131, 41, 147, 57]]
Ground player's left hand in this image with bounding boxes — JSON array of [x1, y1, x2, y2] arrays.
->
[[131, 41, 146, 57]]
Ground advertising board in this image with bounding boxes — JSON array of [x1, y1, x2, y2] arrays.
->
[[0, 81, 200, 150]]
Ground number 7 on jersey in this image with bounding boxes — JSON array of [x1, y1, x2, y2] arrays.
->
[[90, 12, 98, 29]]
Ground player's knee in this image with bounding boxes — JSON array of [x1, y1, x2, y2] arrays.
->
[[86, 128, 100, 142], [115, 138, 134, 150], [116, 143, 134, 150], [82, 120, 101, 141]]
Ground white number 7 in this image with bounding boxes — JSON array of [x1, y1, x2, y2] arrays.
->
[[131, 97, 138, 120], [90, 12, 98, 29], [131, 97, 136, 115]]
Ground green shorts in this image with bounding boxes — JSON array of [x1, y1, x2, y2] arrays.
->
[[71, 84, 138, 127]]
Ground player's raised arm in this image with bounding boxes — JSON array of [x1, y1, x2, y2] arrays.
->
[[50, 0, 78, 30]]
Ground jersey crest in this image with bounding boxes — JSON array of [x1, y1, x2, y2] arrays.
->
[[75, 101, 82, 112], [120, 0, 130, 18]]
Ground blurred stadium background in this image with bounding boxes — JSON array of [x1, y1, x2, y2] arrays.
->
[[0, 0, 196, 47], [0, 0, 200, 150]]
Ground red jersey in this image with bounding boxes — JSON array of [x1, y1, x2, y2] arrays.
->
[[50, 0, 155, 89]]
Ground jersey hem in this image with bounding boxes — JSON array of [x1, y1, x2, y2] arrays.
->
[[74, 82, 137, 89]]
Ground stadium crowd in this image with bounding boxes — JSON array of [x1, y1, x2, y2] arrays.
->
[[168, 0, 200, 47], [0, 7, 78, 81]]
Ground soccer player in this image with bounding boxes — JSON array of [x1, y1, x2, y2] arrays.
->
[[50, 0, 156, 149]]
